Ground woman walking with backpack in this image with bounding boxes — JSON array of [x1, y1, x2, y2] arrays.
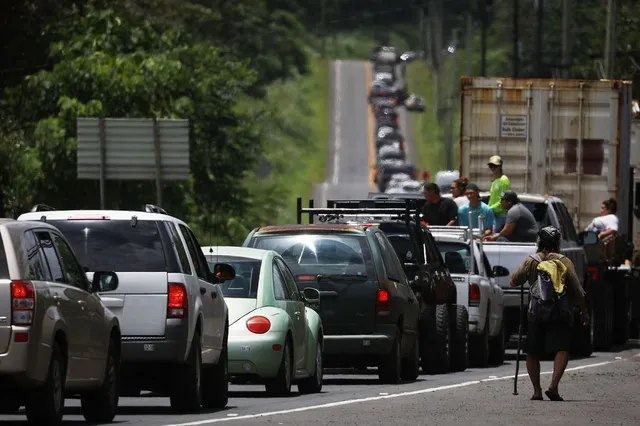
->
[[509, 226, 590, 401]]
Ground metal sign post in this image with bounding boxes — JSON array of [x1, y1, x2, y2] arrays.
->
[[77, 118, 190, 208]]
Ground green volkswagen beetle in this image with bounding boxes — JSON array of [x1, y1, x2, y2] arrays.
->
[[201, 245, 324, 396]]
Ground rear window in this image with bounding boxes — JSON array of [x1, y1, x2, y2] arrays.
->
[[480, 196, 548, 226], [205, 255, 261, 299], [0, 234, 8, 278], [48, 220, 167, 272], [249, 233, 375, 279], [385, 234, 416, 263], [435, 241, 474, 274]]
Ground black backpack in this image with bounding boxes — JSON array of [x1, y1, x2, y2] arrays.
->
[[527, 254, 571, 323]]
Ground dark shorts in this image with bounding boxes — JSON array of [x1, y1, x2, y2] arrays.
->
[[525, 319, 572, 356]]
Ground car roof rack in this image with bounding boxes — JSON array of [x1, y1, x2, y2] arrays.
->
[[296, 198, 421, 226], [30, 204, 56, 212], [143, 204, 168, 215]]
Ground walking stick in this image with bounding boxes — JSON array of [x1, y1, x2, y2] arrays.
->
[[513, 281, 525, 395]]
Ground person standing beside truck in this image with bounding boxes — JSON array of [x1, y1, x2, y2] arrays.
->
[[509, 226, 590, 401], [585, 198, 619, 240], [484, 191, 538, 242], [458, 183, 494, 236], [451, 176, 470, 207], [487, 155, 511, 232], [422, 182, 458, 226]]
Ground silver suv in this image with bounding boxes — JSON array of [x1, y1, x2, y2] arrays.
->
[[18, 205, 234, 413], [0, 219, 121, 424]]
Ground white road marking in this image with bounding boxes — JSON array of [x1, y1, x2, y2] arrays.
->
[[332, 60, 342, 185], [163, 356, 627, 426]]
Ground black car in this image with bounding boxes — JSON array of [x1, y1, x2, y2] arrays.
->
[[324, 199, 468, 374], [375, 161, 416, 191], [376, 115, 399, 129], [242, 212, 421, 384], [375, 106, 398, 120]]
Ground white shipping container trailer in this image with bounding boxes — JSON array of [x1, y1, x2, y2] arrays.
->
[[458, 77, 634, 237]]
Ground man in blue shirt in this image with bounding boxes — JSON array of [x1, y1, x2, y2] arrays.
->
[[458, 183, 495, 236]]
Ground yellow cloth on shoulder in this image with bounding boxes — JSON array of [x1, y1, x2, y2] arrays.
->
[[537, 259, 567, 293]]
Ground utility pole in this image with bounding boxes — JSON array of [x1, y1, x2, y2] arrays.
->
[[480, 0, 487, 76], [604, 0, 617, 78], [445, 29, 459, 171], [535, 0, 544, 77], [561, 0, 572, 78], [512, 0, 519, 78]]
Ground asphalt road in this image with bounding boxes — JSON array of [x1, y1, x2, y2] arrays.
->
[[3, 344, 637, 425]]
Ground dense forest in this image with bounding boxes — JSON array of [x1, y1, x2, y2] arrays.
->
[[1, 0, 639, 243]]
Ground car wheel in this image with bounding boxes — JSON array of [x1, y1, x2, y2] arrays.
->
[[469, 312, 490, 368], [81, 338, 120, 422], [298, 339, 323, 394], [400, 328, 420, 381], [170, 331, 202, 413], [202, 331, 229, 409], [488, 315, 506, 366], [449, 305, 469, 372], [0, 399, 21, 415], [265, 338, 292, 396], [378, 326, 402, 384], [25, 342, 66, 425]]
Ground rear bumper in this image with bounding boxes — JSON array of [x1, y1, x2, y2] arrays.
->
[[228, 332, 286, 378], [120, 318, 189, 363], [0, 326, 51, 388], [323, 324, 397, 356]]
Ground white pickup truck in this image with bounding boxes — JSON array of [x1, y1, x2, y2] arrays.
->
[[430, 221, 507, 368]]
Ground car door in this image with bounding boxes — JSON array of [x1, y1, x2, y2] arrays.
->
[[271, 261, 302, 367], [178, 224, 220, 352], [34, 229, 90, 382], [275, 257, 307, 371], [51, 231, 106, 377]]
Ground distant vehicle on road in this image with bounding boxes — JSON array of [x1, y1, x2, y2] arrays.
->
[[242, 220, 421, 384], [19, 205, 234, 413], [0, 219, 121, 424], [405, 94, 426, 112], [201, 246, 324, 396], [378, 143, 406, 162], [375, 161, 418, 192]]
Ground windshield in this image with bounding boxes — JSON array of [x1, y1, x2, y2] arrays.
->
[[49, 220, 167, 272], [249, 234, 375, 279], [205, 255, 261, 299], [436, 241, 473, 274]]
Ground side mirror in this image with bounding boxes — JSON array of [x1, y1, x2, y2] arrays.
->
[[492, 265, 510, 278], [302, 287, 321, 308], [577, 231, 599, 246], [92, 271, 119, 292], [213, 263, 236, 281]]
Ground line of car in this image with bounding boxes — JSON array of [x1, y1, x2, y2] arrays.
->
[[0, 198, 512, 424], [368, 46, 427, 195]]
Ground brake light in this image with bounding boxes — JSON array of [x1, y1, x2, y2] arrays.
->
[[246, 316, 271, 334], [412, 170, 417, 178], [11, 280, 35, 326], [297, 275, 316, 281], [394, 117, 399, 123], [67, 215, 110, 220], [376, 289, 390, 313], [469, 283, 480, 307], [587, 266, 599, 281], [167, 283, 187, 318]]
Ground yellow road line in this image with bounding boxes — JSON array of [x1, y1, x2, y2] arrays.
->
[[364, 62, 376, 191]]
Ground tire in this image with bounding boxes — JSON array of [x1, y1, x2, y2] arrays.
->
[[469, 312, 490, 368], [449, 305, 469, 372], [592, 280, 614, 351], [612, 276, 630, 345], [488, 316, 506, 366], [378, 327, 402, 384], [570, 310, 593, 357], [400, 330, 420, 381], [202, 335, 229, 409], [431, 304, 450, 374], [25, 342, 66, 425], [418, 304, 437, 374], [266, 339, 293, 396], [298, 340, 323, 394], [0, 399, 21, 414], [170, 332, 202, 413], [81, 338, 120, 422]]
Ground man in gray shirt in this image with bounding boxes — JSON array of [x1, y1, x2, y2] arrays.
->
[[484, 191, 538, 242]]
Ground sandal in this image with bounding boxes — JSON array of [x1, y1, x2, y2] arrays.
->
[[545, 389, 564, 401]]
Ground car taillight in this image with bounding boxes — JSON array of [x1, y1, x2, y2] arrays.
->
[[11, 280, 35, 326], [469, 283, 480, 307], [167, 283, 187, 318], [587, 266, 599, 281], [297, 275, 316, 281], [394, 117, 399, 123], [246, 316, 271, 334], [412, 170, 417, 178], [376, 289, 390, 313]]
